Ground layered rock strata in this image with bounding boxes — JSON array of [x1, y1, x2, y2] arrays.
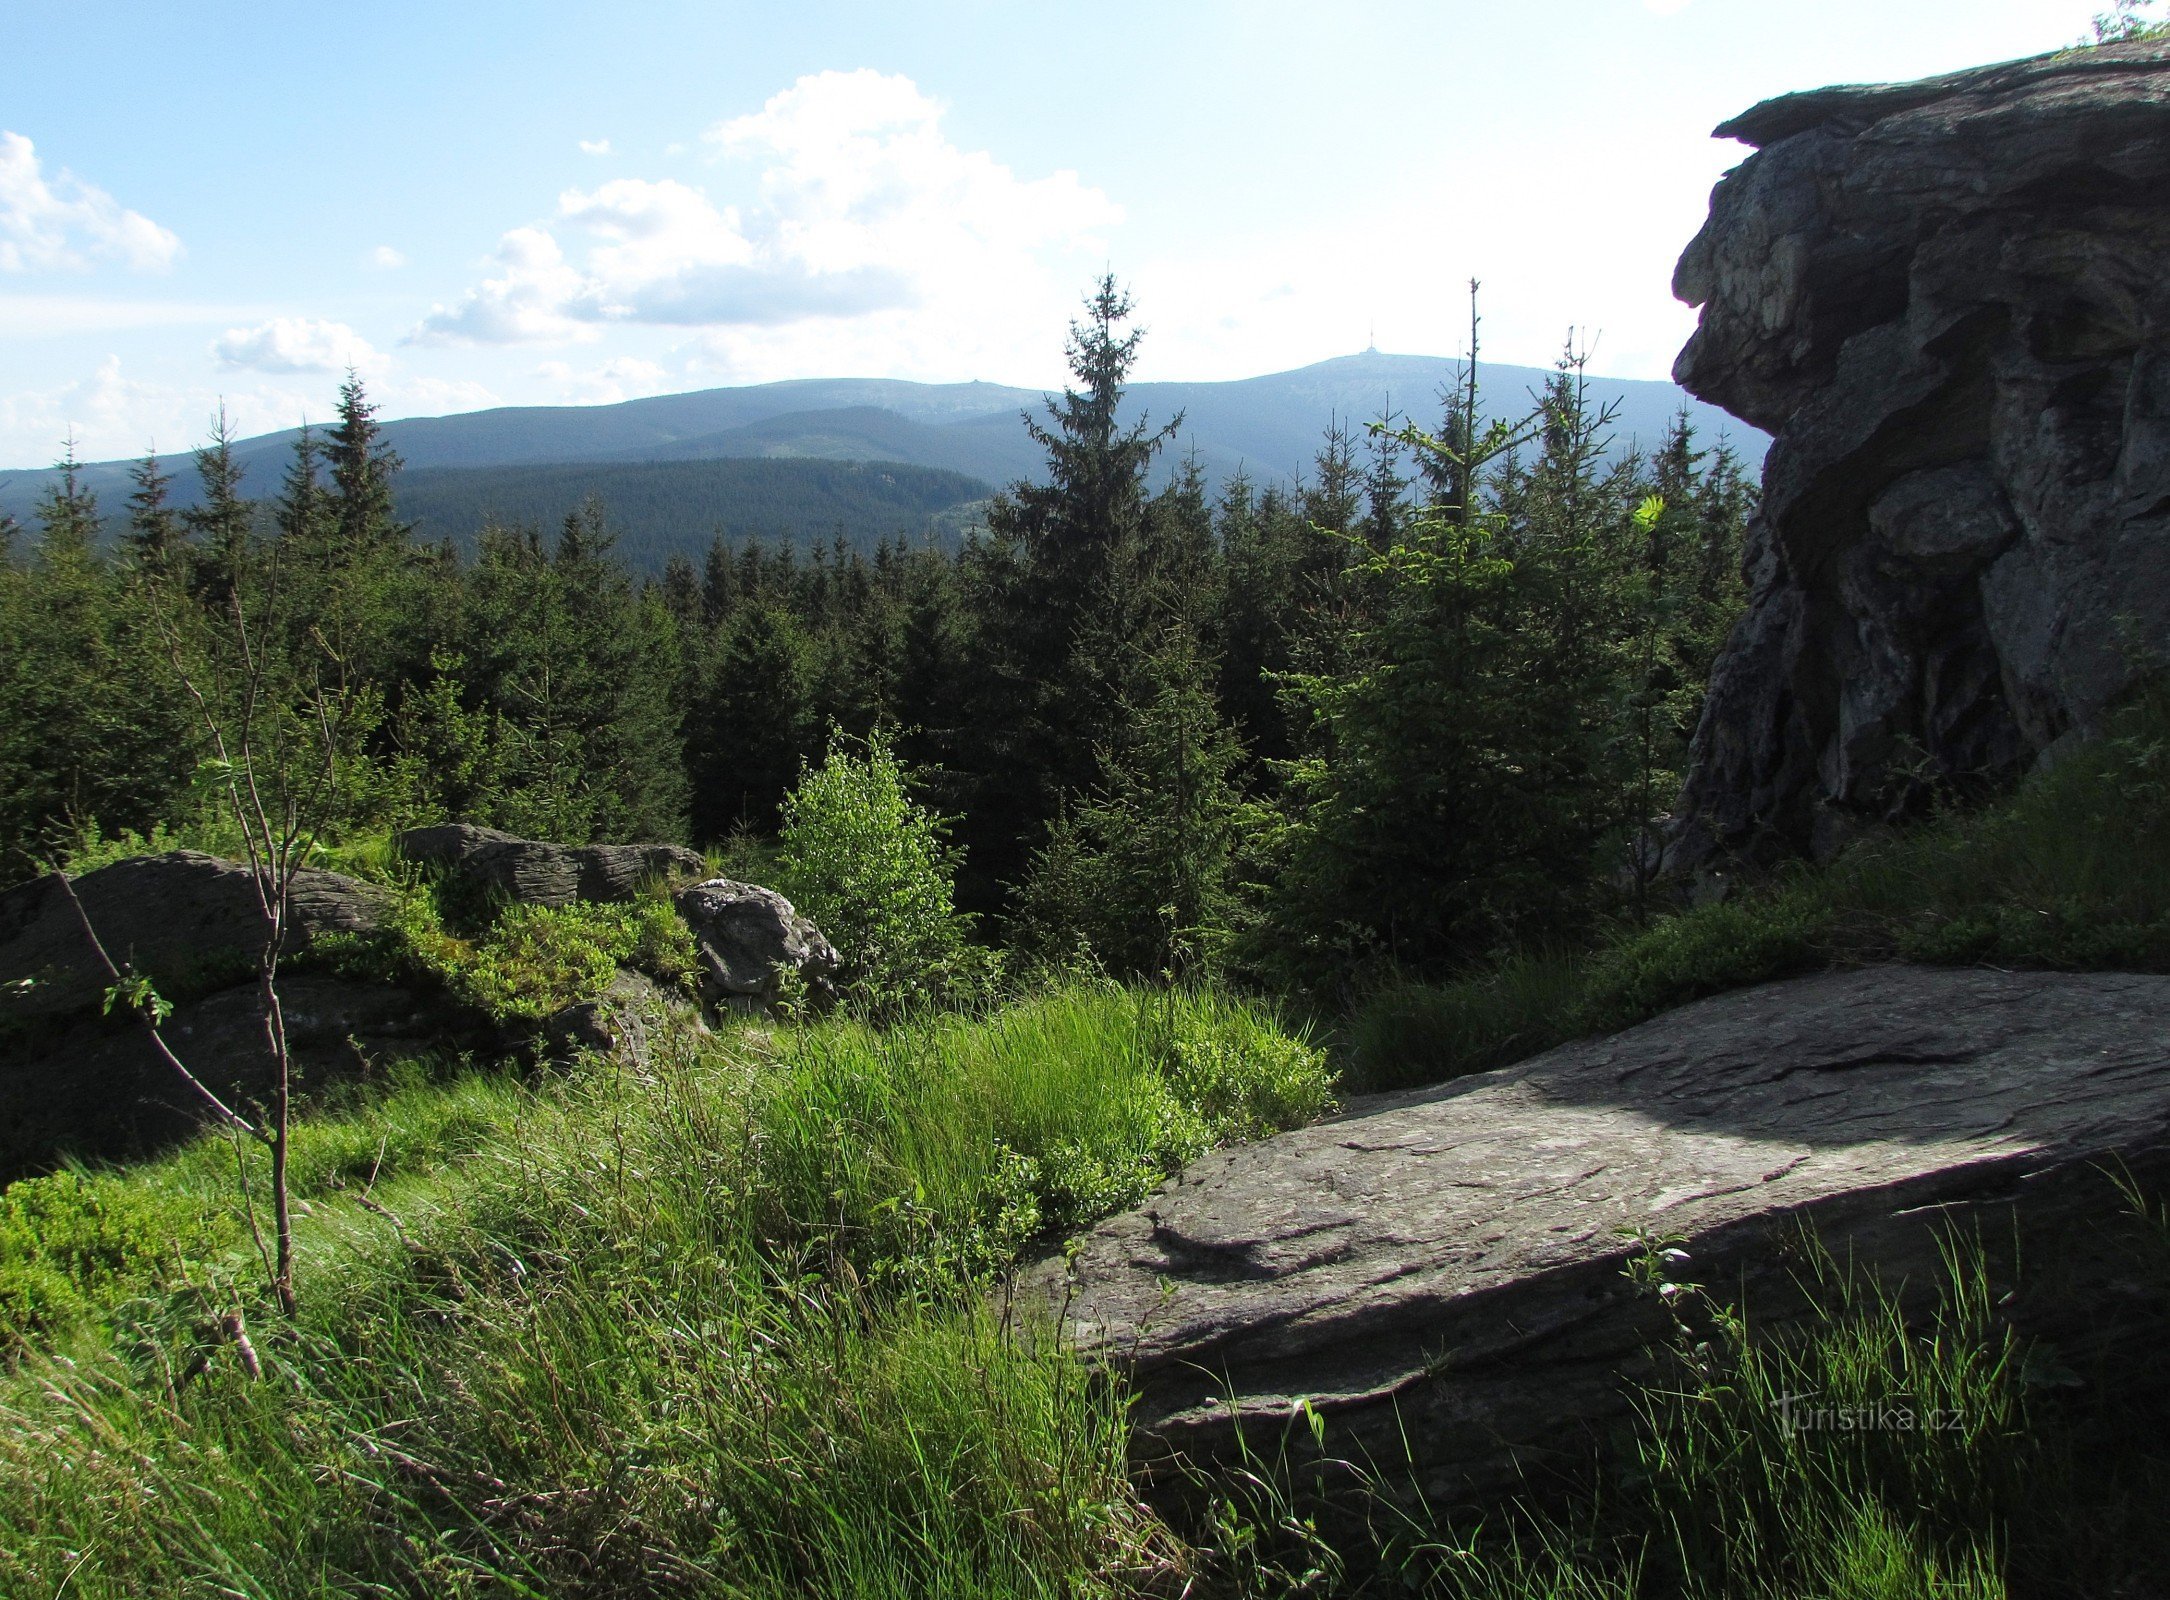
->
[[1668, 40, 2170, 871]]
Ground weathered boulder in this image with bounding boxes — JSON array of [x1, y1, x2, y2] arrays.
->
[[1667, 41, 2170, 874], [542, 968, 701, 1064], [1038, 966, 2170, 1520], [0, 974, 473, 1181], [672, 878, 839, 1009], [0, 852, 391, 1024], [395, 825, 705, 909]]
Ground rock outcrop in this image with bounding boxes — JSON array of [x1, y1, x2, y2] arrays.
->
[[396, 824, 705, 908], [672, 879, 840, 1009], [1, 974, 467, 1182], [1038, 966, 2170, 1521], [0, 851, 391, 1023], [1667, 40, 2170, 873]]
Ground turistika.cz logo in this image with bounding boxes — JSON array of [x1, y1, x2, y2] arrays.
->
[[1775, 1392, 1964, 1435]]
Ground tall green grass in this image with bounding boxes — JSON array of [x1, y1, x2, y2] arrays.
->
[[0, 982, 1326, 1597], [1352, 686, 2170, 1092]]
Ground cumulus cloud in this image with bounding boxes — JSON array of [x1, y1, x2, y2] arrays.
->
[[214, 316, 385, 375], [416, 225, 597, 343], [579, 138, 614, 156], [0, 131, 181, 274], [414, 70, 1118, 357], [369, 244, 407, 269]]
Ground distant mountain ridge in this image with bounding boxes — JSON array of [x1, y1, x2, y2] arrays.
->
[[0, 351, 1765, 535]]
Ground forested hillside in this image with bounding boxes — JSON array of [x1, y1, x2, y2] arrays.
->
[[394, 456, 990, 569], [0, 279, 1753, 988], [0, 351, 1763, 537]]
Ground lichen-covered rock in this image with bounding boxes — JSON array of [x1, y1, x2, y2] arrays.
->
[[1667, 40, 2170, 875], [671, 878, 839, 1010], [1037, 966, 2170, 1523], [0, 852, 391, 1023], [395, 824, 706, 908]]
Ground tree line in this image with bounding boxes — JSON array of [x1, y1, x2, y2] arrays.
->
[[0, 277, 1752, 995]]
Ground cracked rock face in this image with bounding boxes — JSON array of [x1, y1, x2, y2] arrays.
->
[[1034, 966, 2170, 1519], [1667, 41, 2170, 873], [395, 824, 705, 909], [0, 851, 391, 1023]]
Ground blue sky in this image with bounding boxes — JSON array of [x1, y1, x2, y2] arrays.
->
[[0, 0, 2124, 468]]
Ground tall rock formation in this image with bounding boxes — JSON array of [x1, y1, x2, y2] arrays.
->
[[1668, 40, 2170, 873]]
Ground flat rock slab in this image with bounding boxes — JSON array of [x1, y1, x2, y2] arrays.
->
[[1037, 966, 2170, 1515]]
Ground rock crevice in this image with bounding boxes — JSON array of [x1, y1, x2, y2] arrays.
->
[[1667, 39, 2170, 871]]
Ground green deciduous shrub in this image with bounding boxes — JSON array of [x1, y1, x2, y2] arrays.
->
[[774, 729, 999, 1013]]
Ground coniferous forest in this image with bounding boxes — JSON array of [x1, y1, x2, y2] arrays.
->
[[0, 278, 1754, 992]]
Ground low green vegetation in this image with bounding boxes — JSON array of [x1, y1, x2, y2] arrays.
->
[[1351, 683, 2170, 1092], [0, 982, 1323, 1597], [8, 268, 2168, 1594]]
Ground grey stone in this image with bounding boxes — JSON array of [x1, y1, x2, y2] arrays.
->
[[1036, 965, 2170, 1522], [671, 878, 839, 1010], [542, 968, 699, 1064], [395, 824, 705, 909], [1665, 39, 2170, 873], [0, 974, 473, 1181], [0, 852, 391, 1024]]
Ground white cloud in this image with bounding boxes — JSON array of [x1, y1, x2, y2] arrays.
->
[[579, 138, 613, 156], [0, 355, 316, 467], [414, 225, 598, 344], [214, 316, 385, 375], [0, 294, 265, 337], [385, 374, 500, 415], [414, 69, 1119, 368], [369, 244, 407, 269], [0, 132, 181, 274]]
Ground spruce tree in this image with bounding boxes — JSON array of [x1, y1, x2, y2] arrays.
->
[[690, 600, 811, 837], [326, 371, 406, 558], [1017, 624, 1259, 978], [34, 438, 102, 563], [184, 409, 254, 605], [124, 453, 184, 575], [957, 274, 1179, 901], [273, 424, 332, 558]]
